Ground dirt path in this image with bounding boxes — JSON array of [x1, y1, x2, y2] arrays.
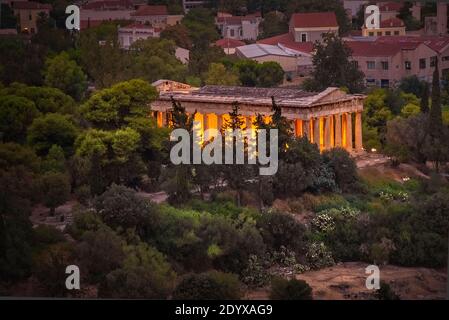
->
[[246, 262, 447, 300]]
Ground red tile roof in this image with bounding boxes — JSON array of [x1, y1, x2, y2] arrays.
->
[[379, 2, 404, 12], [82, 0, 133, 10], [131, 5, 168, 16], [376, 35, 449, 53], [290, 12, 338, 29], [12, 1, 52, 10], [215, 38, 246, 48], [380, 17, 404, 28], [120, 22, 155, 30], [347, 39, 421, 57], [257, 32, 314, 54]]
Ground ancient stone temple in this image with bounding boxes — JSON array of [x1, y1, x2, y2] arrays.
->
[[151, 80, 365, 152]]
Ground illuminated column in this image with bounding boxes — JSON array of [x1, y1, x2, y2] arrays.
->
[[303, 119, 311, 140], [324, 116, 332, 149], [313, 117, 320, 148], [334, 114, 342, 147], [355, 111, 363, 151], [203, 114, 210, 141], [246, 116, 253, 131], [296, 120, 303, 137], [345, 113, 353, 151], [157, 111, 163, 127]]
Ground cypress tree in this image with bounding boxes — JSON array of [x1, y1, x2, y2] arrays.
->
[[430, 62, 443, 130], [427, 61, 444, 171], [420, 82, 429, 113]]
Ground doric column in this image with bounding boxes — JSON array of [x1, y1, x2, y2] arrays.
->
[[160, 111, 166, 127], [246, 116, 253, 131], [313, 117, 320, 148], [303, 119, 310, 140], [334, 114, 342, 147], [296, 120, 303, 137], [345, 113, 353, 151], [217, 113, 223, 132], [156, 111, 163, 127], [324, 116, 332, 149], [355, 111, 363, 151], [203, 114, 210, 141]]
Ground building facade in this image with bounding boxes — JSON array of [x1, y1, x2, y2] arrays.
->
[[118, 23, 161, 49], [216, 13, 262, 41], [151, 82, 365, 153], [12, 1, 52, 34], [289, 12, 339, 43], [362, 17, 406, 37]]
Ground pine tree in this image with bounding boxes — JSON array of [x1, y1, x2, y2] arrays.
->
[[221, 102, 255, 206], [420, 82, 429, 113]]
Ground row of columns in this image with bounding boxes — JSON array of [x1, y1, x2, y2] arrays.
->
[[153, 111, 363, 152]]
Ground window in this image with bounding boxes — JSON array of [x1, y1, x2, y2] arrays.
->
[[419, 58, 426, 69], [430, 56, 437, 67], [443, 56, 449, 61], [381, 79, 390, 88], [367, 61, 375, 69], [29, 14, 32, 21], [301, 33, 307, 42], [385, 31, 391, 35], [352, 60, 359, 68], [369, 32, 374, 36], [394, 30, 400, 35], [377, 32, 382, 36], [230, 29, 234, 37], [381, 61, 389, 70], [366, 79, 376, 86], [405, 61, 411, 70]]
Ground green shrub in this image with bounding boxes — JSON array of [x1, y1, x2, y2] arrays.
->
[[33, 225, 66, 245], [240, 255, 271, 288], [305, 242, 335, 269], [257, 210, 306, 255], [173, 271, 242, 300], [375, 281, 400, 300], [269, 277, 312, 300], [99, 243, 176, 299]]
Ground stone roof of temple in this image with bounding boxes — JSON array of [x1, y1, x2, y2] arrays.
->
[[158, 85, 363, 108]]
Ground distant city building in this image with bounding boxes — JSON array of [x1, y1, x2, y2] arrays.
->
[[80, 0, 135, 30], [215, 38, 246, 55], [11, 1, 52, 34], [215, 12, 262, 41], [346, 35, 449, 87], [289, 12, 339, 43], [362, 17, 406, 37], [118, 23, 161, 49], [425, 2, 448, 35], [117, 22, 189, 63], [182, 0, 208, 12], [235, 43, 299, 73], [131, 5, 182, 28], [377, 1, 404, 21], [235, 43, 313, 76]]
